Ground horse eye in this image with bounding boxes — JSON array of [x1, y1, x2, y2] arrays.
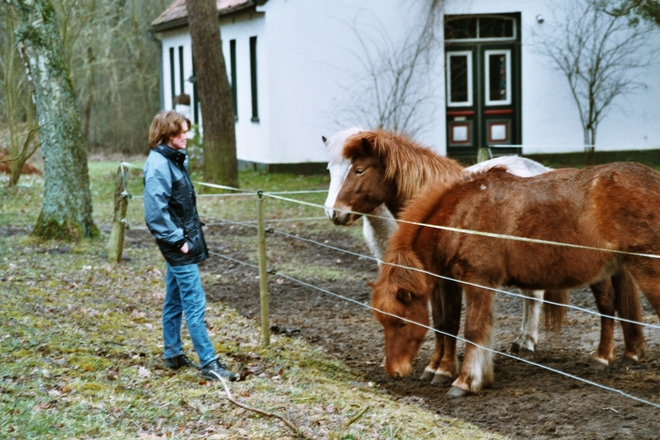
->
[[355, 168, 365, 175], [398, 321, 407, 328]]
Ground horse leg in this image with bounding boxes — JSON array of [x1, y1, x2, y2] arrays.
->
[[421, 281, 444, 381], [510, 289, 543, 358], [448, 285, 494, 397], [589, 279, 617, 368], [612, 270, 645, 363], [423, 280, 462, 385]]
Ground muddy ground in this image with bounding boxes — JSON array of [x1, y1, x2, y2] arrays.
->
[[131, 221, 660, 439]]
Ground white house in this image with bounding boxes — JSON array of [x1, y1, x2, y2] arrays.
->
[[150, 0, 660, 170]]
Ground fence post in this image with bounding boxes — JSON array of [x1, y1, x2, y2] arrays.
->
[[477, 147, 490, 163], [107, 165, 130, 263], [257, 190, 270, 348]]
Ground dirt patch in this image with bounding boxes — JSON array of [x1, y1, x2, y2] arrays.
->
[[130, 223, 660, 439]]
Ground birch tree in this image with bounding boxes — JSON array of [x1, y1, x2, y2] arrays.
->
[[6, 0, 97, 240]]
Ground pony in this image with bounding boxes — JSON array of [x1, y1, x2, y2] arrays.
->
[[371, 163, 660, 396], [323, 129, 643, 382]]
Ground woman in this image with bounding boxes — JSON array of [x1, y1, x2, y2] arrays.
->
[[143, 110, 236, 382]]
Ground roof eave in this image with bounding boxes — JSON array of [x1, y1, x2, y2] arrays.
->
[[150, 1, 260, 33]]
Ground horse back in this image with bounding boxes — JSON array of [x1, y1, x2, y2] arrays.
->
[[402, 162, 660, 290]]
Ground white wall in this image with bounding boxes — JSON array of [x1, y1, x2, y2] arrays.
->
[[158, 0, 660, 164], [257, 0, 431, 163]]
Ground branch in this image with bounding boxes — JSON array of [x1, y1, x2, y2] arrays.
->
[[0, 125, 41, 164], [216, 377, 311, 440], [343, 405, 370, 429]]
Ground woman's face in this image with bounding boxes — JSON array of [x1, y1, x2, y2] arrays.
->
[[168, 123, 191, 150]]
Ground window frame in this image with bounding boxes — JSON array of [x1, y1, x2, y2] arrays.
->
[[446, 50, 474, 107]]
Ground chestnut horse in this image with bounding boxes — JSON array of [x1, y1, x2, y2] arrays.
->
[[371, 163, 659, 396], [324, 129, 643, 382]]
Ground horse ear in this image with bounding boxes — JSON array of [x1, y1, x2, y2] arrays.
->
[[396, 288, 413, 305], [361, 137, 373, 155], [321, 135, 328, 144]]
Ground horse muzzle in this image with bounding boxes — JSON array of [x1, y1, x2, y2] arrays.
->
[[330, 204, 360, 226], [385, 360, 413, 379]]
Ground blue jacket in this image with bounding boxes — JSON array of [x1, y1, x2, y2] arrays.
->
[[143, 144, 208, 266]]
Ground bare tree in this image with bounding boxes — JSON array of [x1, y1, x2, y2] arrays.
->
[[0, 4, 39, 187], [187, 0, 238, 189], [6, 0, 97, 240], [335, 1, 444, 137], [536, 0, 658, 162]]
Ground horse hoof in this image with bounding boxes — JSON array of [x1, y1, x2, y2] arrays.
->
[[446, 386, 469, 398], [431, 373, 453, 386], [419, 369, 435, 381], [590, 357, 610, 371], [517, 348, 535, 360], [510, 342, 521, 354], [621, 355, 639, 366]]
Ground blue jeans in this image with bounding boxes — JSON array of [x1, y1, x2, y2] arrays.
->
[[163, 262, 217, 367]]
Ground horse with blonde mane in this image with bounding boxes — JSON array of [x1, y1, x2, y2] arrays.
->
[[324, 128, 643, 383], [371, 163, 658, 396]]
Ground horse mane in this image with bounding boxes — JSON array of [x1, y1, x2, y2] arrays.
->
[[373, 246, 432, 315], [342, 129, 464, 202], [390, 165, 498, 230], [324, 126, 364, 164], [390, 166, 509, 253]]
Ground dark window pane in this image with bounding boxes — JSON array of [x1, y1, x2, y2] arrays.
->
[[250, 36, 259, 122], [488, 54, 507, 101], [450, 55, 469, 103], [479, 17, 514, 39], [445, 17, 477, 40], [230, 39, 238, 118]]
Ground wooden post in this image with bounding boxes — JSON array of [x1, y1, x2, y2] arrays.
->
[[257, 190, 270, 348], [477, 147, 490, 163], [107, 165, 130, 263]]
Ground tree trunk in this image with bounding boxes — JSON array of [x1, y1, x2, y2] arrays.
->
[[187, 0, 239, 189], [8, 0, 98, 240]]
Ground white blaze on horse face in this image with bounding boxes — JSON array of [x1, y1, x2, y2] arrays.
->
[[324, 160, 351, 220], [323, 126, 364, 220]]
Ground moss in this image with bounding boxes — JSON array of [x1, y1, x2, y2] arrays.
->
[[31, 214, 99, 241]]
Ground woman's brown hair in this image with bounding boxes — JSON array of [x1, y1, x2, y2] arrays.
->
[[148, 110, 191, 150]]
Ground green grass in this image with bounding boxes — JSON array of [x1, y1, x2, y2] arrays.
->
[[0, 160, 503, 439]]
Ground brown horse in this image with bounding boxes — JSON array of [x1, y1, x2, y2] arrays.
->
[[328, 129, 643, 381], [371, 163, 660, 396]]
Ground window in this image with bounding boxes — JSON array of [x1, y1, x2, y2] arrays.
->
[[230, 39, 238, 119], [169, 47, 176, 103], [484, 50, 511, 105], [445, 15, 516, 42], [178, 46, 185, 96], [250, 36, 259, 122], [446, 51, 473, 107]]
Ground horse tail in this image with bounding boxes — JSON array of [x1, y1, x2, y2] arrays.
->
[[543, 290, 568, 333]]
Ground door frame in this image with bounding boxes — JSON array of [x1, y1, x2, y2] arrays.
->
[[444, 13, 522, 159]]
